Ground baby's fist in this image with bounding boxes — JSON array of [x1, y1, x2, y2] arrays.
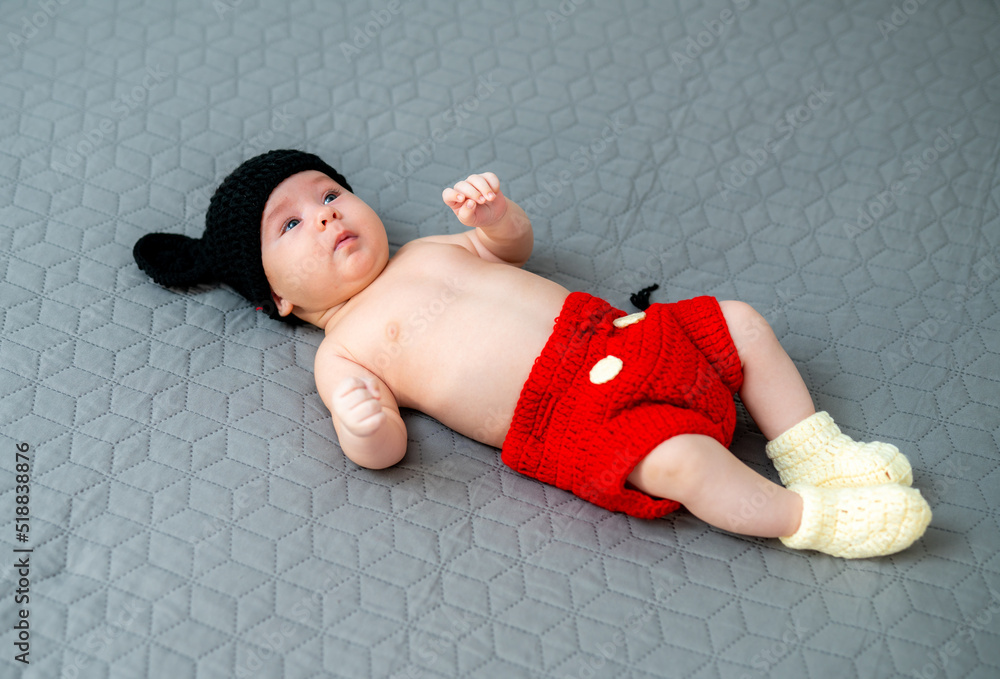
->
[[442, 172, 507, 229], [332, 376, 386, 437]]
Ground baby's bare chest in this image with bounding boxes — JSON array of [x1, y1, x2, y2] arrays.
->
[[330, 243, 570, 444]]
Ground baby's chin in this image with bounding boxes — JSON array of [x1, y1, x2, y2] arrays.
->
[[276, 248, 388, 309], [290, 278, 365, 311]]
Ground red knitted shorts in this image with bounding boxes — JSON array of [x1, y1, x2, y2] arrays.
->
[[501, 292, 744, 519]]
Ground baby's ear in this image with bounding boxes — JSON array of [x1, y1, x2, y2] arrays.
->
[[133, 233, 210, 287], [269, 287, 296, 318]]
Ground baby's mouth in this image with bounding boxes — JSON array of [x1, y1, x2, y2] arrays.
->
[[334, 232, 357, 250]]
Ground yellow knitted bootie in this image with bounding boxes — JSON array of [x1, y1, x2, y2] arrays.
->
[[780, 484, 932, 559], [765, 411, 913, 488]]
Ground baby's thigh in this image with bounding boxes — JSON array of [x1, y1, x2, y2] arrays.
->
[[627, 434, 729, 498], [717, 299, 773, 361]]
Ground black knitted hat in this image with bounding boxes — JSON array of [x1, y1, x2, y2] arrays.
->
[[133, 149, 352, 324]]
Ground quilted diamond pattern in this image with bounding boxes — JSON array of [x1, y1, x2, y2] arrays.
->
[[2, 0, 999, 677]]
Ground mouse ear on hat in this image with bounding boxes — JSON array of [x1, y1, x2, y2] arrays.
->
[[133, 232, 211, 288]]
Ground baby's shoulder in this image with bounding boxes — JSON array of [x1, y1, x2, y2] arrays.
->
[[312, 334, 372, 393], [314, 333, 354, 372], [401, 232, 478, 256]]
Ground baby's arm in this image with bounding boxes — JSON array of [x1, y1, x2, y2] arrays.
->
[[314, 346, 407, 469], [442, 172, 533, 266]]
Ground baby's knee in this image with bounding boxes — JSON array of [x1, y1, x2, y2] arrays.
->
[[628, 435, 714, 497], [719, 300, 775, 358]]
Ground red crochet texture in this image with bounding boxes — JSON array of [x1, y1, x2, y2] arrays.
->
[[501, 292, 744, 519]]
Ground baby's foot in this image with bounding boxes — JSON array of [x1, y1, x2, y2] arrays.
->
[[781, 484, 931, 559], [766, 411, 913, 488]]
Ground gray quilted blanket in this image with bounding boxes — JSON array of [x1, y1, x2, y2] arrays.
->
[[2, 0, 999, 677]]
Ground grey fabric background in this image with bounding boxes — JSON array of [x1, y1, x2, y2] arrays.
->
[[1, 0, 999, 677]]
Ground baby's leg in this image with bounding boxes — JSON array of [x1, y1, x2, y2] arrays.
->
[[717, 300, 815, 440], [719, 300, 912, 488], [627, 434, 802, 538], [628, 435, 932, 558]]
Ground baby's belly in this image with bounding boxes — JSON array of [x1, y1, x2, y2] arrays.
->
[[390, 285, 570, 448]]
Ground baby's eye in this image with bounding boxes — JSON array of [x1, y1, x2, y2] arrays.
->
[[324, 191, 339, 204], [281, 218, 300, 233]]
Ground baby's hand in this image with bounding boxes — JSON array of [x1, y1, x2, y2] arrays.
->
[[442, 172, 507, 229], [332, 377, 386, 437]]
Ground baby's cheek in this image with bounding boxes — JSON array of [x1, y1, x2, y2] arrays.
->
[[276, 255, 309, 292], [284, 266, 304, 290]]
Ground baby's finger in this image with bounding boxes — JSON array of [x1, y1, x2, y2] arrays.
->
[[453, 180, 484, 204], [466, 174, 495, 201], [350, 395, 382, 420], [363, 377, 381, 399], [340, 387, 371, 411], [442, 187, 465, 207], [480, 172, 500, 192], [457, 197, 478, 223], [354, 408, 386, 436], [334, 376, 366, 399]]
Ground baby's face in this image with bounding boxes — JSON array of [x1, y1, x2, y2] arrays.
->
[[260, 170, 389, 320]]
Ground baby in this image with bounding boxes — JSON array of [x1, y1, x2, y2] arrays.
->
[[134, 149, 932, 559]]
